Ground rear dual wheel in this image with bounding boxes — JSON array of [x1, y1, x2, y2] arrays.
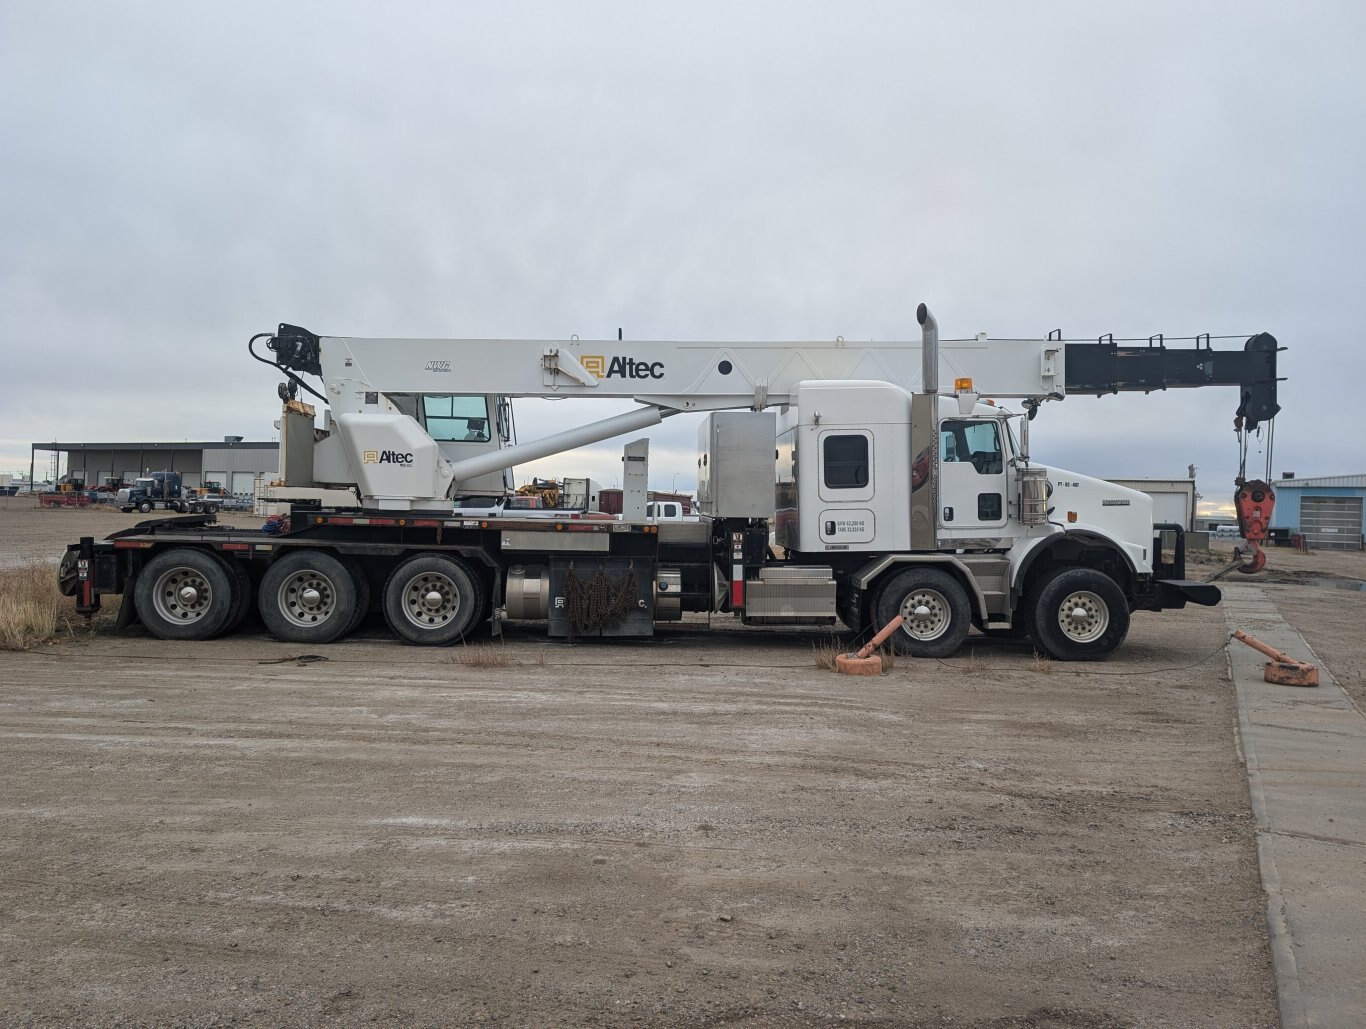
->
[[135, 548, 237, 640], [875, 567, 972, 659], [382, 554, 483, 645], [258, 551, 369, 644]]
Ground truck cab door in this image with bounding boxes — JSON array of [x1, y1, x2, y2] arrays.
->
[[938, 419, 1007, 538]]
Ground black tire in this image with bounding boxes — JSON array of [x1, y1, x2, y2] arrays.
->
[[134, 548, 235, 640], [875, 567, 972, 659], [339, 556, 372, 635], [205, 504, 220, 515], [258, 551, 360, 644], [138, 500, 153, 514], [382, 554, 483, 645], [223, 560, 253, 634], [1029, 567, 1130, 662]]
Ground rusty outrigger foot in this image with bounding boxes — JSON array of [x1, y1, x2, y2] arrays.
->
[[1230, 629, 1320, 687]]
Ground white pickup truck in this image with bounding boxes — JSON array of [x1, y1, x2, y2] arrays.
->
[[645, 501, 698, 521]]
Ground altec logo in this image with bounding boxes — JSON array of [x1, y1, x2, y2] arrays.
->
[[362, 450, 414, 466], [582, 355, 664, 380]]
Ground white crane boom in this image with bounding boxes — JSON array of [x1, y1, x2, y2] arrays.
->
[[313, 333, 1065, 414]]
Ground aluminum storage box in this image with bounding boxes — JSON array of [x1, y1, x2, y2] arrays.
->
[[697, 412, 777, 519]]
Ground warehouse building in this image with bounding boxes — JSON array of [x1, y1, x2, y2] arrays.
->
[[1105, 478, 1197, 531], [30, 440, 279, 498], [1268, 474, 1366, 550]]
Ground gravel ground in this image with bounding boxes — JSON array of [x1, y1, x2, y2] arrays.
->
[[5, 499, 1362, 1025]]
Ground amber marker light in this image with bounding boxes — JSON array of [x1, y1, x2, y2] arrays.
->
[[1067, 511, 1078, 523], [954, 377, 973, 392]]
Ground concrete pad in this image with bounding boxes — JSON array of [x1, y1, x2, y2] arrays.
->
[[1224, 585, 1366, 1027]]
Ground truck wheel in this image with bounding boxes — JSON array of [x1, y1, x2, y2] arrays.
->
[[383, 554, 483, 645], [259, 551, 360, 644], [875, 567, 971, 659], [223, 560, 253, 634], [340, 557, 372, 635], [205, 504, 220, 515], [134, 548, 235, 640], [1029, 567, 1130, 662], [138, 501, 153, 514]]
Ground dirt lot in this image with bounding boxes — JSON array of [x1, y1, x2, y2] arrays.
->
[[2, 499, 1362, 1025]]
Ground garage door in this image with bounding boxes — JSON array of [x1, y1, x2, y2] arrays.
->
[[230, 471, 258, 499], [1300, 496, 1364, 550]]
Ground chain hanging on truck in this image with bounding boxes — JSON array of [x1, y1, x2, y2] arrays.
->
[[563, 560, 640, 639]]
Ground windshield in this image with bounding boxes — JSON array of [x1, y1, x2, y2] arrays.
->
[[423, 395, 491, 442]]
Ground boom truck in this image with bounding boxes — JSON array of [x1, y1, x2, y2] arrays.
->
[[59, 304, 1281, 660]]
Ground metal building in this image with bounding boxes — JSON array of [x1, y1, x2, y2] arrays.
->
[[30, 440, 279, 498], [1105, 478, 1197, 531], [1268, 474, 1366, 550]]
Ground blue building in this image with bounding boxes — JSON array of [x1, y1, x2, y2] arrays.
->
[[1268, 474, 1366, 550]]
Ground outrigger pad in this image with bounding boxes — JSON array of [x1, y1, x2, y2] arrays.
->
[[1156, 579, 1222, 608]]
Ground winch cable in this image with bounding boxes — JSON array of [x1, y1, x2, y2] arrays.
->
[[247, 331, 327, 403]]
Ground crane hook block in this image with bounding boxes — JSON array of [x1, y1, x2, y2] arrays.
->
[[1233, 479, 1275, 575]]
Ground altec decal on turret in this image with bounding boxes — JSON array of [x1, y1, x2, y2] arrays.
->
[[362, 450, 415, 466], [581, 355, 665, 380]]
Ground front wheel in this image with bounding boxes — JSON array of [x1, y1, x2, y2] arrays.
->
[[875, 567, 972, 659], [134, 548, 236, 640], [382, 554, 483, 645], [1029, 568, 1130, 661], [138, 501, 153, 514]]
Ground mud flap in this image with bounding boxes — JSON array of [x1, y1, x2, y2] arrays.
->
[[115, 583, 140, 632]]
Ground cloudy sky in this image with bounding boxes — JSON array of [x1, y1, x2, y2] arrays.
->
[[3, 2, 1362, 515]]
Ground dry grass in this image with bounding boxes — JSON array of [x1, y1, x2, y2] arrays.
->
[[446, 641, 512, 667], [0, 561, 109, 651], [811, 637, 842, 671], [959, 649, 989, 673], [1030, 651, 1055, 674], [878, 647, 897, 672]]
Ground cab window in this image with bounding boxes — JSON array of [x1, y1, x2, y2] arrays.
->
[[823, 434, 869, 489], [940, 420, 1002, 475], [423, 395, 490, 442]]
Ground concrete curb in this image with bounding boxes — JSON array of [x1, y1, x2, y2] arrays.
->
[[1224, 584, 1366, 1029]]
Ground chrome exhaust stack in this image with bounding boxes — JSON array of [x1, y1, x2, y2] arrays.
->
[[916, 302, 938, 395]]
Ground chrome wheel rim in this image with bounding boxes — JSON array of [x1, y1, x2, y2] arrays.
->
[[1056, 589, 1109, 643], [153, 566, 214, 623], [277, 568, 338, 628], [399, 570, 461, 629], [898, 587, 951, 642]]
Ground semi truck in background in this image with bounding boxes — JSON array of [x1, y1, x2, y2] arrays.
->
[[61, 302, 1281, 660], [116, 472, 228, 514], [117, 472, 186, 513]]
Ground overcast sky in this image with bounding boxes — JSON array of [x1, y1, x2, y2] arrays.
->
[[3, 2, 1362, 514]]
